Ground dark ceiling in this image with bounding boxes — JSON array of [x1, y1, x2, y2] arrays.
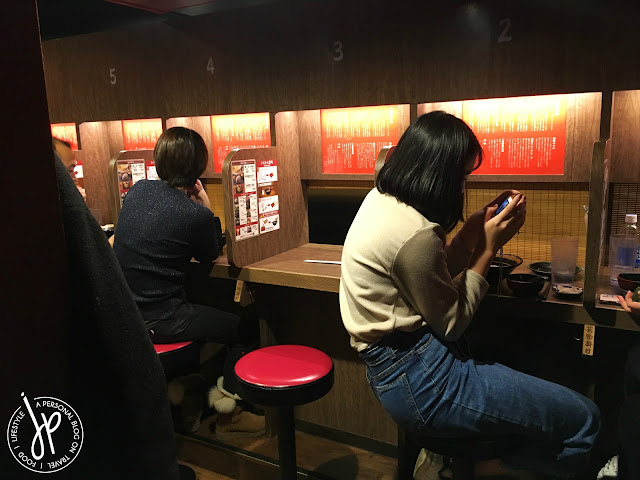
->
[[36, 0, 282, 41]]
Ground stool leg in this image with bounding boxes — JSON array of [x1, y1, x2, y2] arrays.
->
[[452, 457, 474, 480], [277, 406, 297, 480]]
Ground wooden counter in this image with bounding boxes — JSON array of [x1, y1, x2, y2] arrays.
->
[[208, 243, 640, 332], [210, 243, 342, 293]]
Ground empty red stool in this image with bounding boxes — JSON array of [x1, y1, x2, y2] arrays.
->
[[234, 345, 334, 480]]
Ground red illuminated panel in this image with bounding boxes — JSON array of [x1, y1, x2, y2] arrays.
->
[[122, 118, 163, 150], [462, 95, 567, 175], [321, 105, 401, 174], [211, 113, 271, 173], [51, 123, 78, 150]]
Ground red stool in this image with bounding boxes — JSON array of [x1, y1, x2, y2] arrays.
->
[[153, 341, 200, 380], [234, 345, 334, 480]]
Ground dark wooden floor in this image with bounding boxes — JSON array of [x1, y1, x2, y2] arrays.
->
[[176, 415, 578, 480]]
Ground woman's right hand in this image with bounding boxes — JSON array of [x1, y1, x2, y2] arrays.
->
[[187, 179, 211, 210], [482, 191, 526, 254]]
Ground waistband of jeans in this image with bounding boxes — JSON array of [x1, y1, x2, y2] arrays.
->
[[376, 325, 431, 350]]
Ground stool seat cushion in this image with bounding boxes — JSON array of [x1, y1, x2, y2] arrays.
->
[[153, 341, 193, 355], [234, 345, 334, 407]]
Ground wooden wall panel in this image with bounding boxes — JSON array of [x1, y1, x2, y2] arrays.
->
[[610, 90, 640, 182], [43, 0, 640, 124], [79, 121, 125, 225]]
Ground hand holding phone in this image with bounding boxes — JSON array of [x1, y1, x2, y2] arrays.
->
[[492, 196, 513, 217]]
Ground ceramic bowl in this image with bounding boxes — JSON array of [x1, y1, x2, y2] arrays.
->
[[506, 273, 545, 296], [618, 273, 640, 292], [486, 254, 523, 285]]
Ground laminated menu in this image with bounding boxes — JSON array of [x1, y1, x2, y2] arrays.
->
[[211, 113, 271, 173], [321, 105, 401, 174], [117, 159, 146, 206], [462, 95, 567, 175], [231, 159, 260, 241], [231, 158, 280, 241]]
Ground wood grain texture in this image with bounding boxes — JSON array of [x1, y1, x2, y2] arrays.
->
[[79, 120, 125, 225], [610, 90, 640, 182], [222, 147, 308, 267], [208, 244, 341, 292]]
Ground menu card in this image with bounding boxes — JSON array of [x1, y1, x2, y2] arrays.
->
[[117, 159, 146, 206], [321, 105, 401, 174], [231, 159, 260, 241], [122, 119, 163, 150], [462, 95, 567, 175], [211, 113, 271, 173], [256, 159, 279, 234]]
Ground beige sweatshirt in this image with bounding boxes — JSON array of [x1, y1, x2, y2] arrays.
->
[[339, 188, 489, 351]]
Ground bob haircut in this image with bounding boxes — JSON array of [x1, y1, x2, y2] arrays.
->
[[154, 127, 208, 188], [376, 111, 483, 233]]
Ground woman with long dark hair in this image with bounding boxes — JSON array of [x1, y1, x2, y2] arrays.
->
[[340, 111, 600, 478]]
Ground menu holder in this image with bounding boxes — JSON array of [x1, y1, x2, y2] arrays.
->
[[418, 92, 601, 182], [108, 149, 154, 224], [222, 146, 308, 268]]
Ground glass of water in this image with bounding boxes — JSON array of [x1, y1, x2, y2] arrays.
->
[[551, 237, 579, 286]]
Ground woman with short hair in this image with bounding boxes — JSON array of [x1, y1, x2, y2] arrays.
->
[[113, 127, 263, 437], [339, 111, 600, 478]]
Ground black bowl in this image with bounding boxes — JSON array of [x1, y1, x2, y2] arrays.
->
[[506, 273, 545, 296], [618, 273, 640, 292], [486, 254, 523, 285]]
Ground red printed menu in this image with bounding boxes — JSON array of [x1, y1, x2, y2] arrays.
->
[[211, 113, 271, 173], [117, 159, 146, 206], [51, 123, 78, 150], [321, 105, 401, 174], [122, 119, 163, 150], [462, 95, 567, 175]]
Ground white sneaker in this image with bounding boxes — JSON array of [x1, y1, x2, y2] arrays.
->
[[413, 448, 448, 480], [597, 455, 618, 479]]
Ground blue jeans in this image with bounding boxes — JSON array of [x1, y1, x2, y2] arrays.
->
[[360, 327, 600, 478]]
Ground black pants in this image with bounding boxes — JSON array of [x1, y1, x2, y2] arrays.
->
[[150, 303, 259, 395], [619, 344, 640, 480]]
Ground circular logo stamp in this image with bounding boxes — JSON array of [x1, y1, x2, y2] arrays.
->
[[7, 393, 83, 473]]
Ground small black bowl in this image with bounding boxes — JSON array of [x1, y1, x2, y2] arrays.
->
[[506, 273, 545, 296], [618, 273, 640, 292], [486, 254, 523, 285]]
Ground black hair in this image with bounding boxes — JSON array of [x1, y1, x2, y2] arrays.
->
[[154, 127, 208, 188], [376, 111, 483, 233]]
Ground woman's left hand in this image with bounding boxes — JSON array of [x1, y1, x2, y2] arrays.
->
[[618, 290, 640, 315], [459, 190, 521, 251]]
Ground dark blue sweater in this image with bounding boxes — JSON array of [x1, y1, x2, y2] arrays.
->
[[114, 180, 222, 333]]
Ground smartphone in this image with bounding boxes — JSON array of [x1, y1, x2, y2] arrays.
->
[[493, 196, 513, 217]]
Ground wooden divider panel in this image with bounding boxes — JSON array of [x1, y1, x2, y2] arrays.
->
[[222, 146, 308, 267], [610, 90, 640, 182]]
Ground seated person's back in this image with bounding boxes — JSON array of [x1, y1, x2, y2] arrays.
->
[[114, 178, 221, 334]]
